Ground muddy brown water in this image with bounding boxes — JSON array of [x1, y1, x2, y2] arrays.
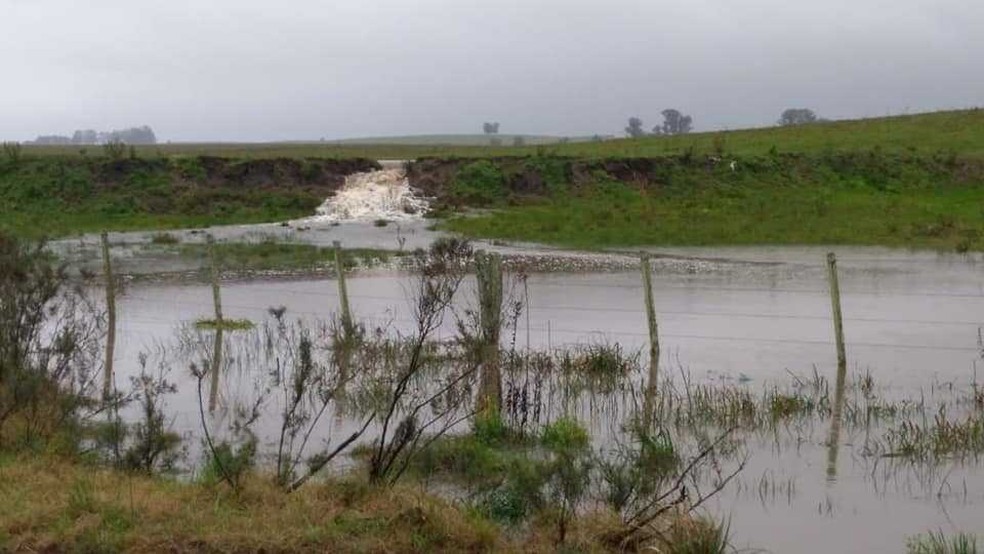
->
[[104, 240, 984, 553]]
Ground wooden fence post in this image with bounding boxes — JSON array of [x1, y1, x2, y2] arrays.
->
[[101, 231, 116, 400], [825, 251, 848, 480], [640, 253, 661, 428], [476, 250, 504, 415], [207, 235, 224, 413], [333, 241, 355, 339]]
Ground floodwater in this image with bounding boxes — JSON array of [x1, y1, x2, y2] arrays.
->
[[108, 242, 984, 553]]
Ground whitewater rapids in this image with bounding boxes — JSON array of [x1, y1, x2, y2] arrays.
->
[[310, 166, 429, 223]]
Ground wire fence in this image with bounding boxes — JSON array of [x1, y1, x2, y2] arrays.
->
[[114, 268, 984, 356]]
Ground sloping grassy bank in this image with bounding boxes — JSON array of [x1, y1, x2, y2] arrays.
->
[[0, 455, 503, 552], [0, 155, 377, 237], [432, 151, 984, 251], [0, 453, 724, 553]]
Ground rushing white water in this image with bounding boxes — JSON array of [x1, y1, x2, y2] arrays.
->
[[311, 167, 429, 223]]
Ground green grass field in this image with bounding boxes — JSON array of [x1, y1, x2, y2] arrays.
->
[[4, 109, 984, 250], [0, 156, 367, 238], [17, 108, 984, 160], [445, 174, 984, 251]]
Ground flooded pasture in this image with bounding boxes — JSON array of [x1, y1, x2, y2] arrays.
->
[[105, 243, 984, 552]]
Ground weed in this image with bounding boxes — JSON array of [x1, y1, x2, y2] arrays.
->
[[658, 517, 732, 554], [149, 232, 180, 245], [541, 418, 590, 452], [559, 343, 638, 393], [194, 318, 255, 331], [200, 439, 256, 488], [767, 391, 816, 420], [103, 140, 127, 161], [881, 406, 984, 462], [908, 531, 979, 554], [1, 142, 22, 165], [473, 409, 509, 446], [67, 478, 97, 517]]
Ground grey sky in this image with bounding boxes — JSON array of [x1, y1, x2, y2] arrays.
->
[[2, 0, 982, 142]]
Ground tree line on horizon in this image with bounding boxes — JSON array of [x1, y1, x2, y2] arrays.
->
[[625, 109, 694, 138], [624, 107, 825, 138], [27, 125, 157, 145]]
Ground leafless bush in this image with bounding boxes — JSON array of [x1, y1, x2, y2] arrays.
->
[[601, 426, 745, 550], [95, 353, 183, 473], [367, 238, 478, 485], [0, 234, 103, 451]]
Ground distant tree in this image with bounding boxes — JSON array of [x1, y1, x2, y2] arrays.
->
[[108, 125, 157, 145], [625, 117, 646, 138], [71, 129, 99, 144], [512, 136, 525, 147], [658, 109, 693, 135], [31, 135, 72, 145], [482, 122, 500, 135], [778, 108, 819, 126]]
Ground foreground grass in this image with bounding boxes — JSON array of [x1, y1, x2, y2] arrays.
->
[[0, 455, 664, 553], [0, 456, 500, 552], [446, 163, 984, 252]]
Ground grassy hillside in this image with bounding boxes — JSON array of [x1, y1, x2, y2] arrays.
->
[[549, 109, 984, 159], [16, 109, 984, 160], [0, 156, 376, 237], [5, 109, 984, 249], [435, 151, 984, 252]]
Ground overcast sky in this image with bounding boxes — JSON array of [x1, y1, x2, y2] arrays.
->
[[2, 0, 982, 142]]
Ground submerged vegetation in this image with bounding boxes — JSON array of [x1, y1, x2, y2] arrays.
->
[[193, 317, 255, 331], [908, 531, 980, 554], [171, 238, 393, 272]]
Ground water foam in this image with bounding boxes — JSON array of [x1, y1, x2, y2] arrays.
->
[[310, 168, 429, 223]]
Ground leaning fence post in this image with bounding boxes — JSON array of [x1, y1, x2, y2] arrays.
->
[[207, 235, 224, 413], [825, 251, 848, 479], [333, 241, 355, 338], [640, 253, 661, 428], [641, 254, 660, 387], [100, 231, 116, 400]]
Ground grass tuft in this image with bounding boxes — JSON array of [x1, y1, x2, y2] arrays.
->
[[908, 531, 979, 554]]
